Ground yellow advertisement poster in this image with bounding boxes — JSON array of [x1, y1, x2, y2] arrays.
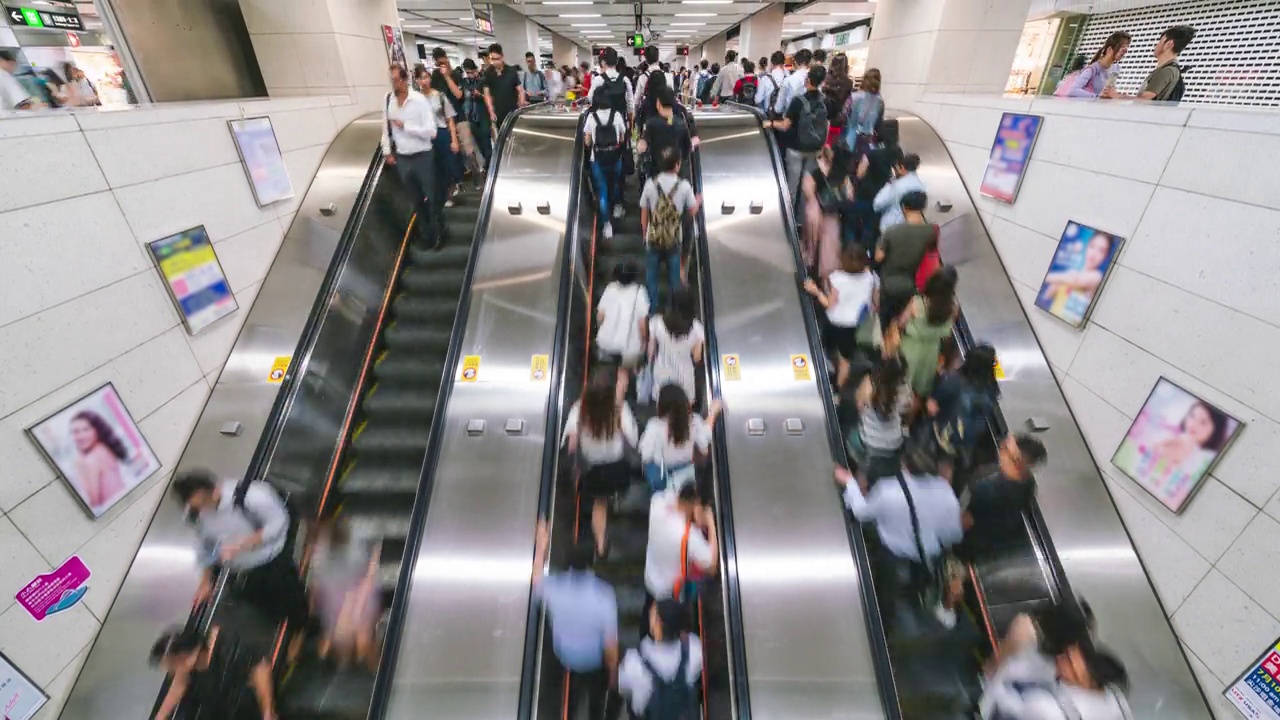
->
[[530, 354, 549, 382], [722, 354, 741, 382], [267, 356, 291, 384], [791, 354, 812, 381], [460, 355, 481, 382]]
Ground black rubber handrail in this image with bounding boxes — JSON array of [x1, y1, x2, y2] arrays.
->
[[515, 109, 590, 720], [367, 104, 544, 719], [149, 143, 387, 719], [727, 102, 905, 720], [687, 142, 753, 720]]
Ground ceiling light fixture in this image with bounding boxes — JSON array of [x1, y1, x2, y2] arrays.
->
[[558, 13, 600, 17], [542, 1, 594, 4], [671, 22, 705, 26], [680, 0, 731, 4], [572, 22, 605, 26]]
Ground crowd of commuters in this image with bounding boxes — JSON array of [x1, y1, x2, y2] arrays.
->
[[0, 50, 100, 111], [1055, 24, 1197, 101]]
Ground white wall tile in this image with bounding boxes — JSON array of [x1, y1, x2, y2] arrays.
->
[[185, 282, 263, 376], [215, 220, 287, 293], [76, 480, 167, 621], [987, 216, 1057, 290], [138, 381, 212, 472], [326, 0, 398, 43], [112, 161, 279, 245], [0, 272, 177, 419], [0, 114, 79, 139], [241, 0, 333, 35], [0, 192, 147, 328], [1174, 570, 1280, 686], [1187, 107, 1280, 136], [1108, 480, 1210, 611], [295, 33, 349, 90], [265, 106, 339, 153], [1218, 513, 1280, 622], [932, 102, 1007, 152], [0, 602, 98, 687], [1161, 129, 1280, 212], [1028, 96, 1191, 127], [32, 646, 89, 720], [83, 119, 241, 188], [964, 29, 1024, 92], [1182, 644, 1241, 720], [250, 34, 308, 92], [338, 34, 391, 96], [1013, 282, 1085, 373], [923, 31, 974, 87], [0, 517, 52, 617], [1122, 476, 1254, 564], [1032, 113, 1183, 184], [993, 160, 1156, 242], [0, 132, 107, 214], [73, 101, 242, 131], [1124, 188, 1280, 327]]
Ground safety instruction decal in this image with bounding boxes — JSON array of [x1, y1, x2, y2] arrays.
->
[[460, 355, 481, 382], [994, 356, 1007, 381], [267, 356, 291, 384], [530, 354, 549, 382], [790, 354, 811, 381], [721, 354, 741, 382]]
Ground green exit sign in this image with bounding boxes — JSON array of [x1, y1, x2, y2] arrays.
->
[[630, 33, 644, 48]]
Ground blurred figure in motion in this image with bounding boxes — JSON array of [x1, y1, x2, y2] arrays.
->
[[0, 50, 35, 110], [381, 63, 442, 248], [460, 59, 492, 179], [799, 144, 853, 282], [847, 356, 913, 486], [309, 514, 381, 670], [150, 626, 277, 720], [532, 521, 620, 720], [639, 153, 701, 310], [563, 369, 639, 557], [639, 385, 721, 494], [900, 266, 959, 403], [584, 84, 628, 239], [172, 471, 310, 660], [63, 62, 100, 106], [875, 189, 932, 329], [646, 289, 704, 405], [595, 261, 650, 374], [803, 244, 879, 391], [981, 603, 1132, 720], [618, 600, 703, 719], [927, 342, 1001, 480], [873, 153, 925, 233], [962, 434, 1048, 559], [644, 481, 719, 615]]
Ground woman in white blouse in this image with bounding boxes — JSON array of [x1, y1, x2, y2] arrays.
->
[[639, 384, 722, 493], [647, 288, 704, 405], [563, 369, 638, 557]]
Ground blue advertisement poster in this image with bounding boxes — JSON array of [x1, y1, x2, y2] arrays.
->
[[1228, 640, 1280, 719], [1034, 220, 1122, 328], [980, 112, 1043, 203], [148, 226, 237, 335]]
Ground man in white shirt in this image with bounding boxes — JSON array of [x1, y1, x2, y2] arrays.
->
[[381, 63, 443, 247], [774, 47, 812, 119], [0, 50, 34, 111], [709, 50, 742, 102], [755, 50, 787, 115], [643, 482, 718, 607], [583, 89, 629, 238]]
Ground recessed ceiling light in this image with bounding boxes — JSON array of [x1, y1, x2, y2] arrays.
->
[[558, 13, 601, 17], [542, 1, 593, 4], [671, 22, 705, 26], [572, 22, 606, 26], [680, 0, 731, 4]]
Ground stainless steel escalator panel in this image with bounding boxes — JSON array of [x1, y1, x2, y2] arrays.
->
[[59, 115, 387, 720], [697, 108, 889, 720], [382, 110, 579, 720], [896, 110, 1211, 718]]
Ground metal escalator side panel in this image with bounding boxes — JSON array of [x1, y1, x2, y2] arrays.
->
[[376, 109, 582, 720], [894, 110, 1212, 719], [59, 116, 390, 720], [694, 108, 894, 720]]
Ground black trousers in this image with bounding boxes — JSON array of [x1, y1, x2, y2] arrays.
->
[[554, 656, 615, 720], [236, 552, 310, 633], [394, 150, 443, 242]]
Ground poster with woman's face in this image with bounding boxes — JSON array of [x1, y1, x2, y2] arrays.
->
[[27, 384, 161, 518], [1112, 378, 1243, 514], [1034, 221, 1122, 328]]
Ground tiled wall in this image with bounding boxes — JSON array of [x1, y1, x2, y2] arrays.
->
[[0, 95, 357, 718], [913, 93, 1280, 719]]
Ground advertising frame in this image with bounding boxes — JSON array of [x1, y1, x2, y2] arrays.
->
[[1226, 636, 1280, 719], [382, 23, 408, 74], [227, 116, 294, 207], [25, 382, 162, 520], [1032, 220, 1124, 329], [147, 225, 238, 335], [979, 111, 1044, 204], [1110, 377, 1244, 515], [0, 650, 47, 720]]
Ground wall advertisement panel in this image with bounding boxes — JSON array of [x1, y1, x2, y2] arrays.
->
[[147, 226, 237, 335], [1227, 638, 1280, 719], [979, 112, 1043, 203], [228, 117, 294, 207], [0, 652, 47, 720]]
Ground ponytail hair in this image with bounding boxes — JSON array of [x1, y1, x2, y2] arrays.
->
[[1091, 32, 1131, 64]]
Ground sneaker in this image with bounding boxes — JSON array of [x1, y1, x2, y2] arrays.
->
[[602, 222, 613, 239], [612, 204, 625, 219], [444, 198, 455, 208], [451, 185, 461, 198]]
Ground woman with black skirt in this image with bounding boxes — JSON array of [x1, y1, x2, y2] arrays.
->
[[562, 369, 638, 558]]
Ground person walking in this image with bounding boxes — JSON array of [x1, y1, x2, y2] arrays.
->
[[460, 58, 492, 180], [618, 600, 703, 719], [381, 64, 442, 247], [523, 51, 549, 103], [482, 43, 526, 129], [150, 626, 278, 720], [873, 153, 925, 232], [708, 50, 742, 103], [0, 50, 35, 110], [433, 47, 482, 187], [584, 88, 628, 239], [756, 50, 787, 116], [563, 369, 639, 557], [416, 66, 461, 215], [765, 65, 829, 209], [799, 144, 852, 282], [639, 149, 700, 308], [822, 54, 855, 148]]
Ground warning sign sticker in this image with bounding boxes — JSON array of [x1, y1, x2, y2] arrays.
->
[[994, 356, 1007, 381], [790, 354, 811, 381], [267, 356, 290, 384], [530, 354, 549, 381], [722, 354, 741, 382], [460, 355, 481, 382]]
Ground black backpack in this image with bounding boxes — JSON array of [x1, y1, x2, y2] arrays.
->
[[1166, 64, 1188, 103], [638, 638, 697, 720], [601, 74, 629, 121], [735, 76, 758, 104], [795, 94, 829, 152], [592, 108, 622, 163]]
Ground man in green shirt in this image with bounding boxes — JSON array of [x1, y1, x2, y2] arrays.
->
[[1102, 25, 1195, 102]]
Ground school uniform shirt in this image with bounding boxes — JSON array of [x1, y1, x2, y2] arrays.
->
[[0, 67, 30, 110], [639, 173, 698, 246], [618, 636, 704, 716], [755, 67, 785, 111], [980, 649, 1133, 720], [595, 281, 650, 357], [826, 269, 878, 327], [424, 90, 456, 130], [843, 471, 963, 562], [639, 414, 711, 467], [194, 480, 290, 571], [646, 316, 705, 403], [873, 172, 926, 231], [536, 570, 619, 672], [561, 400, 639, 466], [381, 89, 438, 156], [643, 488, 714, 599], [711, 61, 742, 99], [774, 64, 809, 116], [583, 107, 629, 163], [585, 68, 635, 115]]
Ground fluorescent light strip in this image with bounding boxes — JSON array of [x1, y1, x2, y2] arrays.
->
[[681, 0, 731, 4], [572, 22, 606, 26], [558, 13, 600, 17], [542, 1, 593, 4], [671, 22, 705, 26]]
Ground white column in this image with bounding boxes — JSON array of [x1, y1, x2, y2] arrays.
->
[[491, 3, 535, 60], [702, 33, 726, 63], [740, 4, 783, 64], [552, 33, 577, 68], [866, 0, 1033, 105], [525, 18, 541, 60]]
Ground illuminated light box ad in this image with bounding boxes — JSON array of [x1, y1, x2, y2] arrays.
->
[[228, 117, 294, 207], [1111, 378, 1243, 514], [1033, 220, 1122, 329], [979, 112, 1043, 203], [148, 225, 238, 335], [26, 383, 161, 519]]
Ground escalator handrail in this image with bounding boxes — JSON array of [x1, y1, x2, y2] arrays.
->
[[724, 102, 904, 720], [516, 109, 590, 720], [366, 104, 542, 720], [149, 146, 388, 718], [687, 143, 752, 720]]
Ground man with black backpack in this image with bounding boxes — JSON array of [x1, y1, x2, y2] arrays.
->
[[756, 50, 787, 117], [585, 85, 629, 239], [764, 64, 829, 207], [587, 47, 635, 211], [634, 45, 662, 124], [1103, 24, 1195, 102], [618, 599, 703, 719], [172, 471, 310, 656]]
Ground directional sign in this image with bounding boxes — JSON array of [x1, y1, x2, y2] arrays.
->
[[4, 4, 84, 31]]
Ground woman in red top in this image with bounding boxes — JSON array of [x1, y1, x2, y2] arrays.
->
[[822, 54, 855, 148]]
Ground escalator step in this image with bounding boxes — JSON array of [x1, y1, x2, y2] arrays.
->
[[362, 385, 438, 419], [393, 295, 461, 324], [341, 464, 422, 495], [407, 243, 473, 268], [349, 423, 432, 455], [382, 322, 456, 349], [372, 354, 448, 385], [399, 267, 468, 296], [345, 509, 414, 542]]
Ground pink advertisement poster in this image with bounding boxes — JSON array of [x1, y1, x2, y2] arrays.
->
[[16, 556, 91, 622]]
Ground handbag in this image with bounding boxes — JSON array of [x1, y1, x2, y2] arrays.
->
[[915, 224, 942, 292], [636, 364, 655, 403], [894, 470, 944, 607]]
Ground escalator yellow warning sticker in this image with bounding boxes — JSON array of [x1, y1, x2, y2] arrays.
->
[[461, 355, 481, 382], [791, 354, 811, 381], [530, 354, 549, 381], [267, 356, 291, 384], [722, 354, 741, 382], [994, 356, 1007, 381]]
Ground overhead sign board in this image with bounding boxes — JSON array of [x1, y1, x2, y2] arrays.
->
[[4, 3, 84, 31], [473, 10, 492, 34]]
